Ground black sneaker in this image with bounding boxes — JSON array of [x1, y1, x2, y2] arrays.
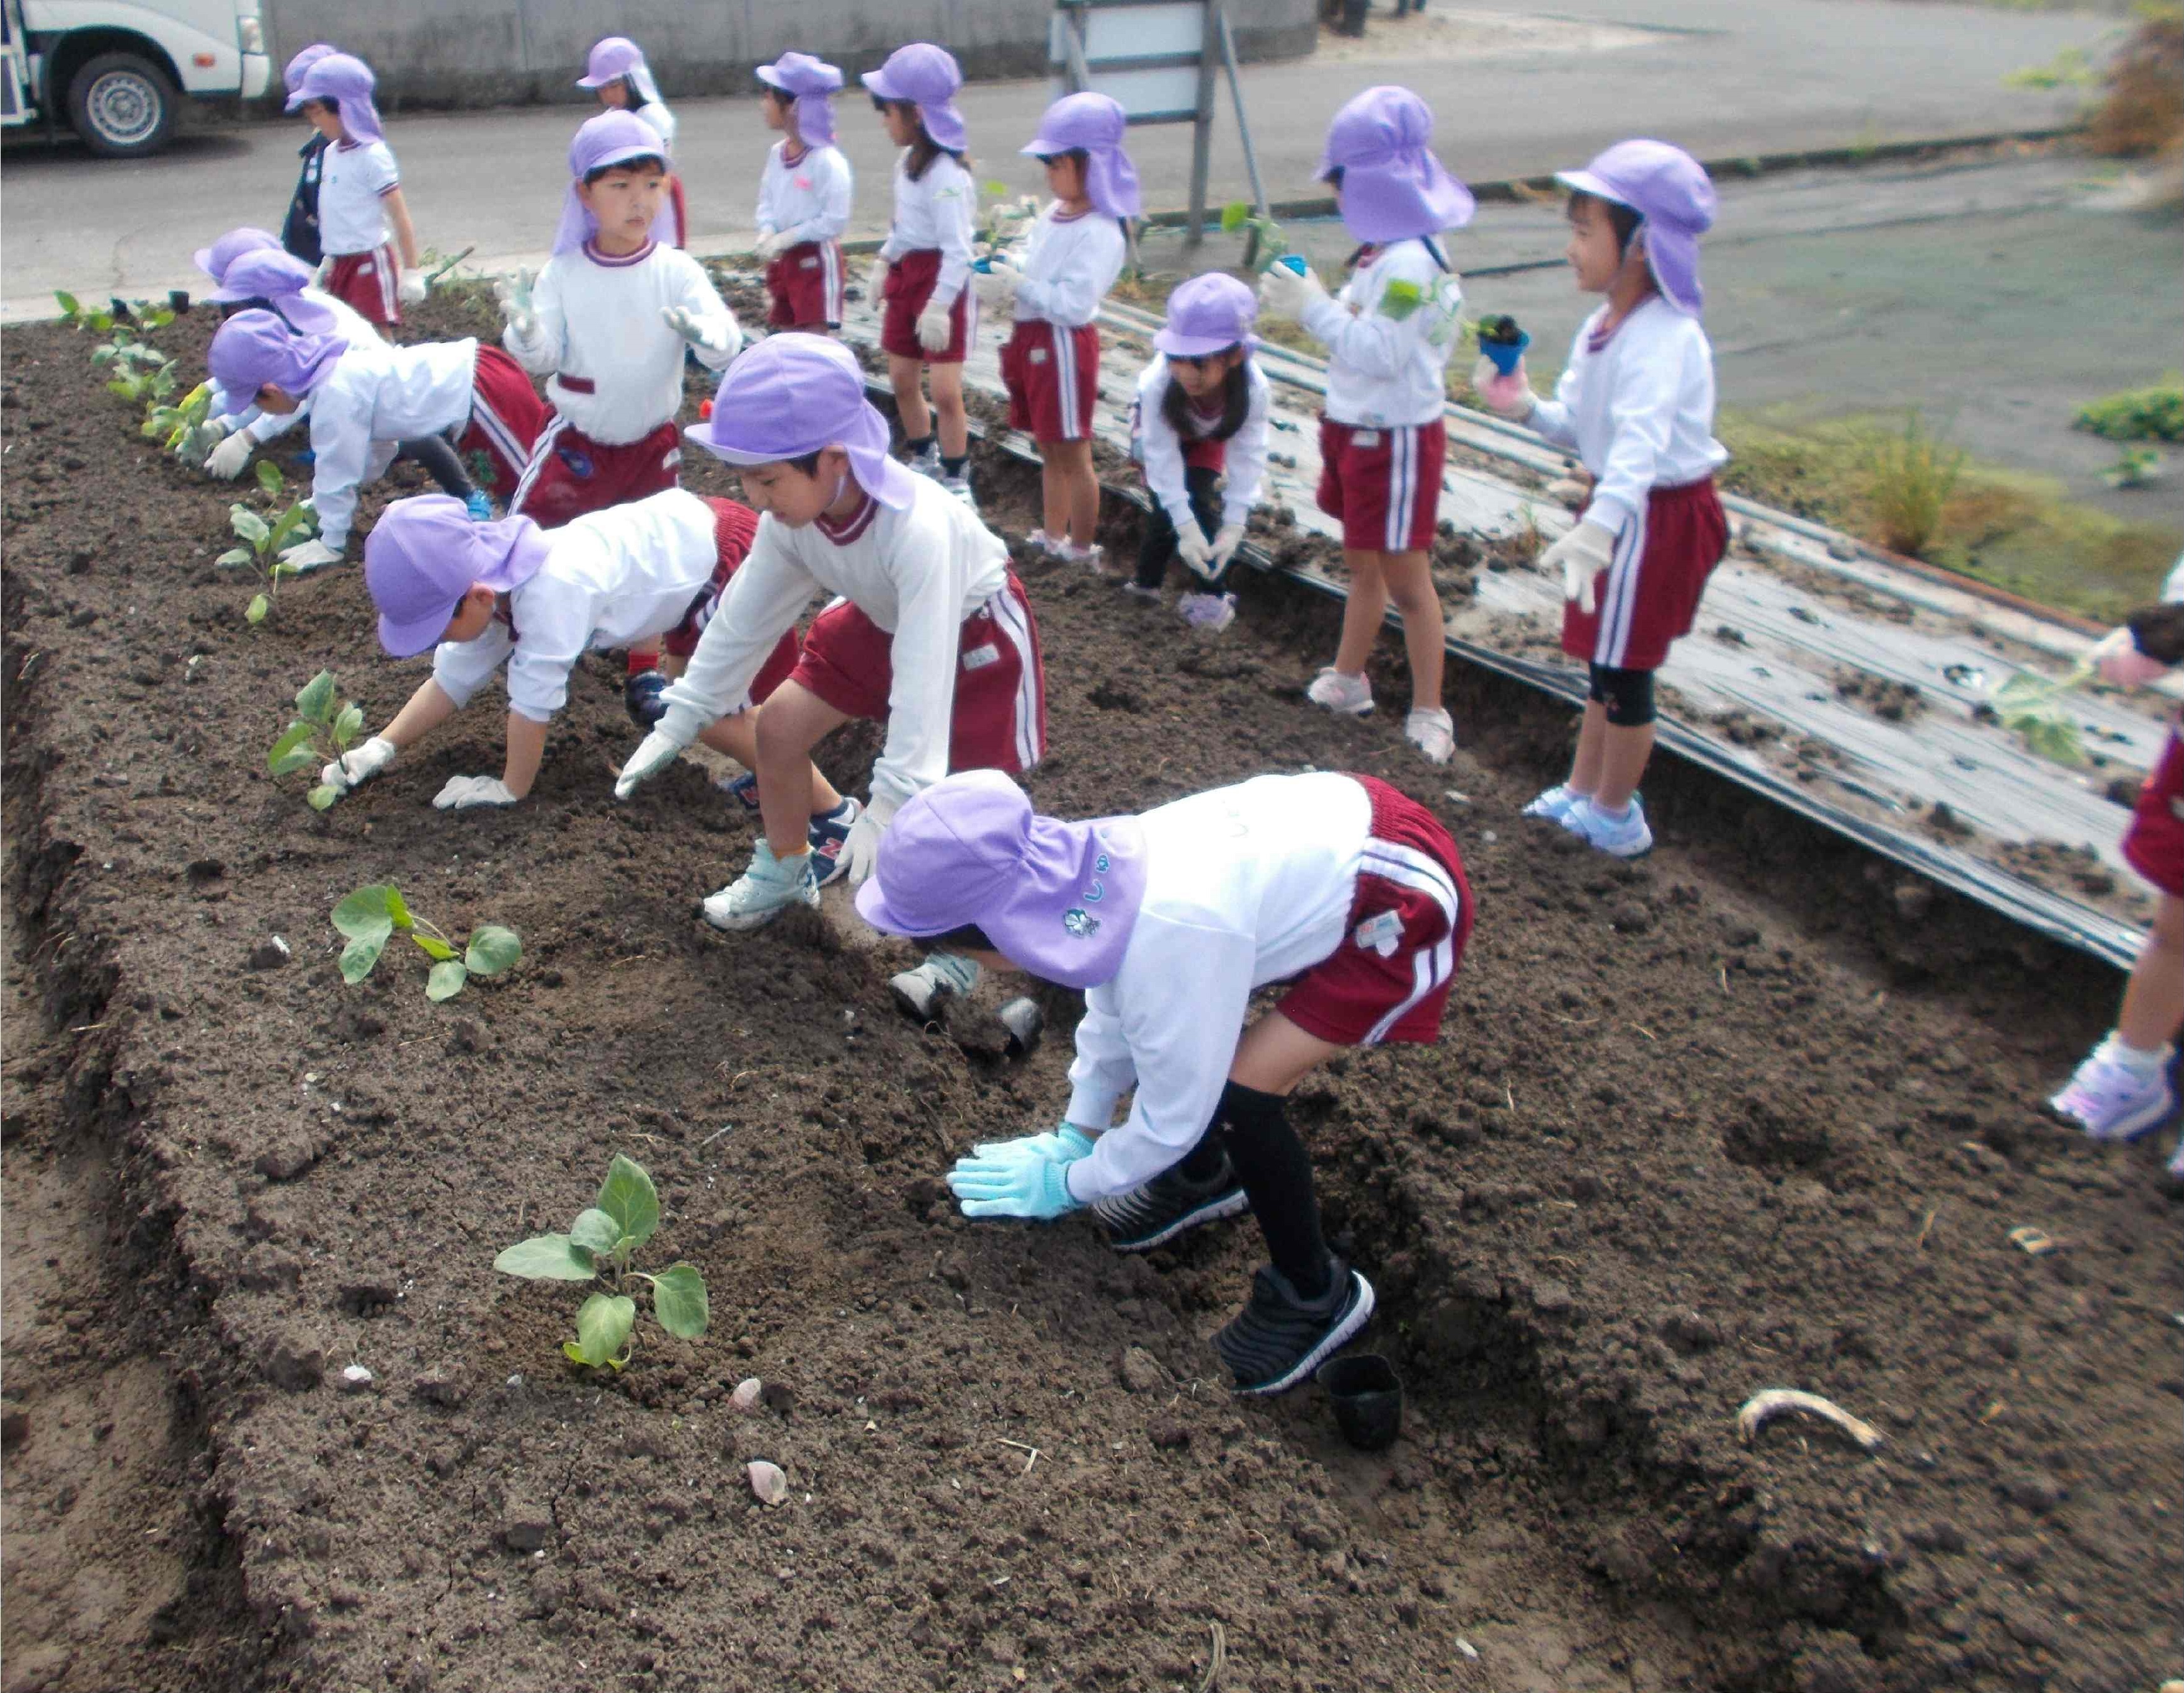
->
[[1214, 1259, 1375, 1396], [1092, 1154, 1250, 1252]]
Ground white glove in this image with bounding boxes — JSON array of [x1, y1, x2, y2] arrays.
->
[[1209, 522, 1247, 571], [398, 267, 428, 306], [493, 267, 538, 341], [916, 300, 955, 353], [755, 229, 790, 261], [1541, 520, 1616, 615], [614, 727, 689, 800], [661, 305, 732, 354], [841, 793, 900, 887], [1469, 355, 1537, 419], [311, 256, 333, 288], [2092, 623, 2172, 687], [205, 431, 255, 480], [277, 537, 344, 575], [433, 774, 519, 810], [1175, 525, 1213, 579], [866, 258, 891, 299], [321, 735, 396, 795], [1257, 261, 1326, 324]]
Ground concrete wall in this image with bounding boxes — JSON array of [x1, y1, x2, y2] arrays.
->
[[261, 0, 1318, 109]]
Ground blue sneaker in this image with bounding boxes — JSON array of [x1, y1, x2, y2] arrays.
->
[[296, 447, 316, 467], [699, 839, 821, 932], [1523, 784, 1584, 824], [624, 669, 668, 728], [718, 769, 760, 809], [808, 797, 862, 887], [464, 489, 494, 522], [1561, 794, 1654, 858]]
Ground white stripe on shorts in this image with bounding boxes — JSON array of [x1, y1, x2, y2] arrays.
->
[[1356, 836, 1461, 1045], [821, 242, 843, 324], [1593, 501, 1649, 669], [985, 583, 1045, 771], [507, 413, 569, 517], [1383, 424, 1414, 553]]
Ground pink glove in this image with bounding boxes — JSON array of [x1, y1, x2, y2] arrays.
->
[[1469, 355, 1535, 419], [2093, 625, 2170, 687]]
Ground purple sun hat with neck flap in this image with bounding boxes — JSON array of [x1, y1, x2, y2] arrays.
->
[[553, 110, 679, 255], [207, 309, 348, 411], [287, 53, 383, 147], [684, 333, 916, 511], [861, 43, 966, 153], [577, 36, 663, 107], [1554, 139, 1716, 316], [855, 771, 1150, 991], [365, 495, 553, 658], [194, 225, 280, 284], [207, 250, 336, 333], [283, 42, 337, 98], [1155, 272, 1258, 358], [1317, 86, 1474, 247], [1022, 92, 1140, 220], [757, 51, 844, 148]]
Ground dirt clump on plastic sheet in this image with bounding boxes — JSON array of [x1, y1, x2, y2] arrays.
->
[[4, 302, 2182, 1693]]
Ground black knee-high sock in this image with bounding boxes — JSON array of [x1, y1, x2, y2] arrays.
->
[[1209, 1081, 1330, 1296], [396, 435, 475, 499]]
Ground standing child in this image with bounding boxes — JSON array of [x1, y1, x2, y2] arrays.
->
[[614, 334, 1046, 1021], [279, 44, 338, 266], [862, 44, 978, 503], [205, 310, 543, 572], [577, 37, 685, 245], [1257, 86, 1469, 766], [2048, 560, 2184, 1179], [1476, 140, 1727, 858], [1126, 273, 1272, 632], [286, 53, 426, 328], [754, 53, 853, 334], [978, 92, 1136, 565], [855, 766, 1473, 1395]]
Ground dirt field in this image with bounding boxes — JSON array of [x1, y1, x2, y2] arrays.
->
[[2, 297, 2178, 1693]]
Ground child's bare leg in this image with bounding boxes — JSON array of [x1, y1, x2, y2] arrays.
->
[[1039, 453, 1068, 541], [1567, 702, 1608, 794], [751, 681, 852, 858], [1594, 722, 1658, 811], [1332, 550, 1389, 677], [698, 707, 843, 816], [2119, 893, 2184, 1052], [889, 354, 930, 444], [1045, 438, 1099, 548], [1378, 548, 1443, 708], [929, 362, 968, 460]]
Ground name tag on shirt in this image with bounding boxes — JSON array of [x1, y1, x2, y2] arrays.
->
[[961, 643, 1000, 672], [799, 255, 819, 269], [1355, 910, 1404, 957], [1028, 347, 1048, 366], [1353, 429, 1381, 449]]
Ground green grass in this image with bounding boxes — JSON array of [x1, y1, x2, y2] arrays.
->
[[2075, 378, 2184, 442]]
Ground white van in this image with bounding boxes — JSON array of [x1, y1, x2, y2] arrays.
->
[[1, 0, 271, 157]]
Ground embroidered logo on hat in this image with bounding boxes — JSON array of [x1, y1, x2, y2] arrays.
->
[[1063, 909, 1099, 938]]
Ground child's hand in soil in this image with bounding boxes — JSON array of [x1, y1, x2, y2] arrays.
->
[[205, 430, 255, 480], [947, 1128, 1091, 1220], [1541, 520, 1615, 614], [321, 735, 397, 798], [1469, 355, 1535, 418], [970, 1123, 1097, 1163], [433, 775, 519, 810], [1177, 525, 1214, 578], [841, 793, 898, 886], [1210, 522, 1247, 572], [615, 726, 689, 800]]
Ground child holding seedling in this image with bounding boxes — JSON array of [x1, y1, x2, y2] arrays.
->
[[321, 490, 855, 856], [754, 53, 854, 333], [863, 44, 978, 504], [976, 91, 1137, 564], [1476, 140, 1728, 859], [205, 310, 544, 572], [279, 44, 338, 266], [1257, 86, 1469, 767], [577, 36, 685, 244], [2049, 555, 2184, 1177], [855, 766, 1472, 1394], [1126, 274, 1272, 632], [287, 53, 426, 327], [615, 336, 1045, 1025]]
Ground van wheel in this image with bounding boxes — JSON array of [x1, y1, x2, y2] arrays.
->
[[68, 51, 177, 158]]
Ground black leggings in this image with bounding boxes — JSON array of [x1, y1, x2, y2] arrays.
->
[[1587, 661, 1657, 727], [395, 434, 477, 501], [1134, 465, 1223, 591], [1177, 1081, 1330, 1296]]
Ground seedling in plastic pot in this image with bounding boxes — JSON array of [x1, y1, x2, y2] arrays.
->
[[216, 463, 318, 624], [1220, 200, 1288, 272], [492, 1155, 710, 1371], [1991, 657, 2095, 766], [976, 185, 1041, 259], [331, 883, 521, 1001], [268, 670, 367, 810]]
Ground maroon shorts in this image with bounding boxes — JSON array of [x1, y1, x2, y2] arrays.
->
[[1316, 416, 1446, 554], [790, 572, 1045, 774], [2124, 730, 2184, 899], [1561, 477, 1729, 671], [455, 346, 547, 501], [323, 244, 400, 326], [1183, 436, 1228, 473], [509, 413, 680, 529], [1001, 320, 1100, 444], [660, 499, 802, 700], [767, 241, 847, 330], [1278, 775, 1473, 1047], [880, 248, 974, 365]]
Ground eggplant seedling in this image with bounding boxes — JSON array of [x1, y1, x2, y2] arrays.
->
[[1220, 201, 1288, 272], [268, 670, 366, 810], [1991, 656, 2095, 766], [217, 462, 318, 624], [331, 883, 521, 1001], [493, 1155, 710, 1370], [145, 381, 219, 463]]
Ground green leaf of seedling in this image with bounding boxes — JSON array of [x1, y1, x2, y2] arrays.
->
[[338, 932, 385, 983], [412, 932, 457, 962], [571, 1292, 636, 1366], [91, 345, 118, 366], [649, 1263, 710, 1340], [269, 746, 319, 779], [332, 885, 398, 942], [425, 959, 469, 1001], [55, 290, 81, 318], [597, 1155, 660, 1249], [385, 887, 415, 931], [231, 507, 271, 548], [307, 784, 340, 811], [493, 1235, 599, 1281], [256, 459, 284, 496], [334, 703, 364, 745], [983, 179, 1009, 199], [216, 548, 254, 568], [1221, 200, 1250, 234], [464, 924, 522, 978], [569, 1208, 622, 1257], [269, 504, 311, 555], [295, 669, 337, 723], [269, 719, 316, 771], [107, 379, 138, 400], [246, 593, 270, 625], [88, 311, 113, 333]]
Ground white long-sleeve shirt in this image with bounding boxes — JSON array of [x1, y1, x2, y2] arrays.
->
[[878, 151, 976, 307], [1061, 772, 1379, 1202], [756, 141, 853, 246], [662, 475, 1010, 809], [1005, 204, 1125, 328], [1301, 237, 1463, 429], [318, 138, 400, 257], [502, 241, 738, 445], [306, 338, 478, 552], [221, 288, 386, 447], [1525, 295, 1727, 538], [433, 489, 721, 723], [1134, 355, 1273, 530], [633, 101, 677, 154]]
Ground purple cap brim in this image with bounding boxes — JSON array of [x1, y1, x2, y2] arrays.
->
[[1154, 326, 1250, 358], [378, 601, 461, 659], [1553, 168, 1705, 315]]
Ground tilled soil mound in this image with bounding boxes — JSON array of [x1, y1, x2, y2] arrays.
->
[[2, 299, 2178, 1693]]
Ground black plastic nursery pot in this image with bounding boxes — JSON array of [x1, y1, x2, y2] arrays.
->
[[1317, 1352, 1403, 1451]]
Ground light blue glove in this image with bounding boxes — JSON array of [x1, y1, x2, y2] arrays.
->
[[970, 1122, 1095, 1162], [948, 1127, 1092, 1220]]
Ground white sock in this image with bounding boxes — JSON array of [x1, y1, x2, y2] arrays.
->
[[2094, 1032, 2172, 1078]]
